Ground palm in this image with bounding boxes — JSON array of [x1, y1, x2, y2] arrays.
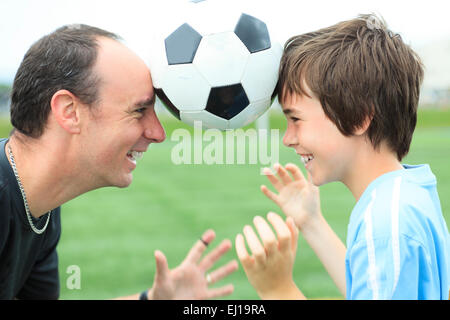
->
[[167, 262, 209, 299], [150, 231, 238, 300], [262, 164, 320, 229], [278, 180, 318, 226]]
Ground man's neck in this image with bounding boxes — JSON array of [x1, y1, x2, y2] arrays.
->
[[5, 134, 93, 218]]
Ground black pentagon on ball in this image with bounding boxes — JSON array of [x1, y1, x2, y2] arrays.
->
[[154, 88, 181, 120], [165, 23, 202, 65], [234, 13, 271, 53], [206, 84, 249, 120]]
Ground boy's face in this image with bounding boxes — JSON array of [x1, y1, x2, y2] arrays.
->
[[281, 85, 359, 186]]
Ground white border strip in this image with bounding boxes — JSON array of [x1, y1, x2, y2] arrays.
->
[[391, 176, 402, 293], [364, 190, 379, 300]]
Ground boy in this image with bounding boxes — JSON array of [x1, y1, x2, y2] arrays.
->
[[235, 14, 449, 299]]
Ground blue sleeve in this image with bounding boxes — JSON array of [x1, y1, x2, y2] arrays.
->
[[347, 234, 436, 300]]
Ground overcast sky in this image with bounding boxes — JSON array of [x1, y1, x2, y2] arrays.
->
[[1, 0, 449, 83]]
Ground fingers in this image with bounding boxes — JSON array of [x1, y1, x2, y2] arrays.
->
[[267, 212, 292, 252], [286, 216, 299, 253], [260, 185, 279, 204], [154, 250, 169, 282], [274, 163, 292, 185], [184, 229, 216, 264], [198, 239, 232, 271], [235, 233, 252, 269], [262, 163, 305, 196], [206, 284, 234, 299], [285, 163, 306, 182], [206, 260, 238, 285], [243, 225, 266, 265], [253, 216, 277, 254], [262, 167, 284, 192], [237, 213, 298, 269]]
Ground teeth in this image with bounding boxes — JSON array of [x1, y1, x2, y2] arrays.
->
[[301, 154, 314, 165], [127, 150, 144, 162], [131, 151, 143, 161]]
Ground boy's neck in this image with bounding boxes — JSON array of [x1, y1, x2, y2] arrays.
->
[[343, 143, 404, 202]]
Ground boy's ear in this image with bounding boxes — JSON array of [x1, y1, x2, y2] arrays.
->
[[50, 89, 81, 134], [354, 114, 373, 136]]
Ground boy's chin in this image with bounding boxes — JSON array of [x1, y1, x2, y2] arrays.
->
[[308, 171, 331, 187]]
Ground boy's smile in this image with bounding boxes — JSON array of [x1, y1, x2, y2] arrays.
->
[[281, 84, 359, 188]]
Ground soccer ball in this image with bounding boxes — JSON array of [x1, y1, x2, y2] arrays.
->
[[149, 12, 282, 130]]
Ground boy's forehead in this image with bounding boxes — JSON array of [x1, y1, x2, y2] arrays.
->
[[281, 91, 305, 113], [280, 79, 315, 107]]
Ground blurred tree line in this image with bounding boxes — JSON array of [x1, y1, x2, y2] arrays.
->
[[0, 84, 11, 115]]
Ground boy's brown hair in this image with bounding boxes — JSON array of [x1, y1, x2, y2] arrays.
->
[[278, 14, 424, 160]]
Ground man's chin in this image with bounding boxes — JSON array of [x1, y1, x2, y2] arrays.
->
[[113, 174, 133, 189]]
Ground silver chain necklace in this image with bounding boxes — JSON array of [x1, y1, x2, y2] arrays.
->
[[7, 144, 51, 234]]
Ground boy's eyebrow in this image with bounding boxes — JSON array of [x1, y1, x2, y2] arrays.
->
[[283, 108, 294, 115]]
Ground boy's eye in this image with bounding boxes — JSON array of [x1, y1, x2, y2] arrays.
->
[[290, 117, 301, 122]]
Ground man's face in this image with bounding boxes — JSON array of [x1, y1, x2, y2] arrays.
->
[[80, 37, 166, 188], [281, 85, 357, 186]]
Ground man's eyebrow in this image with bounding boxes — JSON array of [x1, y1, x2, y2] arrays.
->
[[134, 95, 155, 108], [283, 108, 293, 115]]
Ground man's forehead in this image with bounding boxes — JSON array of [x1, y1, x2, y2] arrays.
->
[[95, 37, 150, 80], [134, 94, 155, 108]]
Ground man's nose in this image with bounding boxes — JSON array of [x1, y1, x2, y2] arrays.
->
[[143, 110, 166, 143]]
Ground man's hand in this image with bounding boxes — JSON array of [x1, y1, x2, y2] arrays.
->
[[149, 229, 238, 300], [261, 163, 321, 230]]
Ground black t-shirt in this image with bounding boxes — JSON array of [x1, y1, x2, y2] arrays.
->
[[0, 138, 61, 299]]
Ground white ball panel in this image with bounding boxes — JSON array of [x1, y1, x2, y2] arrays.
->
[[193, 32, 250, 87], [148, 41, 169, 89], [228, 98, 271, 129], [181, 110, 229, 131], [241, 43, 282, 102], [186, 10, 242, 36], [160, 64, 210, 112], [182, 2, 242, 36]]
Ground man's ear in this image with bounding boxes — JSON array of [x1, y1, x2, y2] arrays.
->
[[50, 90, 81, 134]]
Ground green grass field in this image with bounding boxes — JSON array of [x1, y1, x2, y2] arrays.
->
[[1, 108, 449, 299]]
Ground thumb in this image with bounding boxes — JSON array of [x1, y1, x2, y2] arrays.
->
[[154, 250, 169, 282], [286, 217, 299, 253]]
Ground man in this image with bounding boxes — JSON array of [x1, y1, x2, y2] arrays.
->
[[0, 24, 237, 299]]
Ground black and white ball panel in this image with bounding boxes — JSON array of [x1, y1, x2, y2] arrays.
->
[[234, 13, 271, 53], [165, 23, 202, 65], [154, 88, 181, 120], [152, 13, 281, 130], [158, 63, 211, 111], [205, 84, 249, 120]]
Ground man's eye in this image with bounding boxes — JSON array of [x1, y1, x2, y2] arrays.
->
[[291, 117, 301, 122], [135, 107, 147, 114]]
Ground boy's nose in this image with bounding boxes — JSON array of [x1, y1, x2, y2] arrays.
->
[[283, 124, 297, 148]]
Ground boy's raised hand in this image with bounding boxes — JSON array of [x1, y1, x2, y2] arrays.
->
[[261, 163, 321, 230], [235, 212, 304, 299]]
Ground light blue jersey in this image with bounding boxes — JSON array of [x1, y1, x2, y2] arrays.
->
[[345, 164, 450, 300]]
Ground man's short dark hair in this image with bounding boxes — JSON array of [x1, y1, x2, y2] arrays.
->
[[278, 14, 424, 160], [10, 24, 120, 138]]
